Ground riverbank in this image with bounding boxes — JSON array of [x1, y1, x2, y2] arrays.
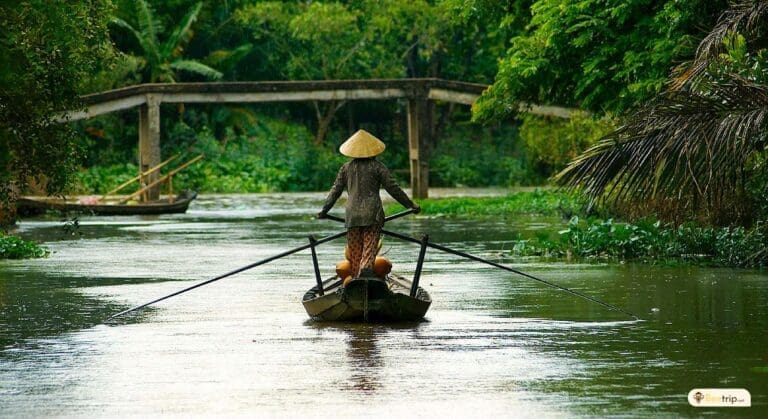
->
[[9, 188, 768, 267], [393, 191, 768, 268]]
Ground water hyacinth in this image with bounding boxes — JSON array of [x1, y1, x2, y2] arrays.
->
[[511, 216, 768, 267], [0, 233, 49, 259]]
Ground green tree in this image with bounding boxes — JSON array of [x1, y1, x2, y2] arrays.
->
[[235, 0, 508, 144], [237, 1, 407, 143], [519, 111, 615, 176], [556, 1, 768, 226], [112, 0, 222, 82], [0, 0, 113, 225], [471, 0, 728, 122]]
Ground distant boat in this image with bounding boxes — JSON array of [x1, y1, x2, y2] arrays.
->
[[302, 273, 432, 322], [17, 190, 198, 216]]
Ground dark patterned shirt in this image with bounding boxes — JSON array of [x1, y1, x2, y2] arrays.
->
[[321, 158, 414, 228]]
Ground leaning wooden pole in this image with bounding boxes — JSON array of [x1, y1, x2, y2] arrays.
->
[[107, 230, 348, 320], [119, 155, 204, 203], [381, 229, 640, 320], [100, 154, 179, 199]]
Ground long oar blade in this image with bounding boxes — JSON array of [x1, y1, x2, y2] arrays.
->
[[381, 229, 639, 321], [107, 230, 347, 321]]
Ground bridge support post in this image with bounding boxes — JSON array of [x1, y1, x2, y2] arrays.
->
[[139, 94, 162, 201], [407, 97, 431, 199]]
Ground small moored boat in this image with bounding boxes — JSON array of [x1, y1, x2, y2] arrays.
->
[[17, 190, 198, 216], [302, 273, 431, 322]]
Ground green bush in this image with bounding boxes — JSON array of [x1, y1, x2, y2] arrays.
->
[[430, 123, 542, 187], [386, 190, 587, 217], [0, 233, 48, 259], [512, 216, 768, 267], [518, 111, 616, 177], [75, 117, 353, 194], [73, 163, 140, 194]]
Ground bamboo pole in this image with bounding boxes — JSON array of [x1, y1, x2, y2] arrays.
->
[[100, 154, 180, 199], [119, 154, 204, 203]]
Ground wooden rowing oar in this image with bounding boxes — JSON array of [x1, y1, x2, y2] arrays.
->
[[381, 229, 640, 321], [107, 209, 415, 321], [322, 211, 638, 320], [107, 230, 347, 321]]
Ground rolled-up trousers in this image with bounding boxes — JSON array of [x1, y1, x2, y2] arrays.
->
[[346, 224, 382, 277]]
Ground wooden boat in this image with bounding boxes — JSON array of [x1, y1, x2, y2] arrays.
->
[[302, 273, 431, 322], [17, 190, 198, 216]]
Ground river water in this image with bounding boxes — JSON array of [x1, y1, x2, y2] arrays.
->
[[1, 192, 766, 417]]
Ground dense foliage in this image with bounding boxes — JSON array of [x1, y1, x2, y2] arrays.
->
[[65, 0, 527, 198], [8, 0, 768, 238], [519, 111, 615, 176], [111, 0, 224, 83], [472, 0, 728, 121], [555, 1, 768, 226], [76, 116, 561, 193], [0, 0, 113, 223], [75, 114, 371, 194], [510, 216, 768, 268], [385, 190, 587, 218], [387, 191, 768, 267]]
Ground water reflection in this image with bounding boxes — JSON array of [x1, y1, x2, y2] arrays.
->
[[345, 325, 382, 393]]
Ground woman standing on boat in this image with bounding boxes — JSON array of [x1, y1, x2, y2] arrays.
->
[[318, 129, 420, 284]]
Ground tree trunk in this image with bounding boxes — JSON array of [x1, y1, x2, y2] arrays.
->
[[0, 179, 19, 228], [347, 105, 355, 135], [313, 100, 346, 145], [432, 103, 455, 148], [0, 200, 17, 228]]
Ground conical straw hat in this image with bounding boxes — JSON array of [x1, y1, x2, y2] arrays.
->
[[339, 129, 386, 158]]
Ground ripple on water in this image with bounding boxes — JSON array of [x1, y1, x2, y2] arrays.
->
[[2, 192, 767, 416]]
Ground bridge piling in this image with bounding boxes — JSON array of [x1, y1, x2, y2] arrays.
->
[[139, 94, 162, 201], [407, 96, 432, 199]]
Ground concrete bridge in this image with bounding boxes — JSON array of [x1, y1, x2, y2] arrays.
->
[[62, 78, 574, 199]]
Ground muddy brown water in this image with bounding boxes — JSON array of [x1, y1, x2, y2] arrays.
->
[[1, 192, 766, 417]]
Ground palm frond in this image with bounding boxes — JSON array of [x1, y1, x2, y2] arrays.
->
[[203, 44, 253, 74], [134, 0, 161, 65], [111, 17, 157, 66], [162, 2, 203, 58], [169, 60, 223, 80], [225, 106, 259, 129], [673, 1, 768, 89], [555, 76, 768, 210]]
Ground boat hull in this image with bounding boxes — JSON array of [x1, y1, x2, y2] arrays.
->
[[302, 274, 431, 322], [17, 191, 197, 216]]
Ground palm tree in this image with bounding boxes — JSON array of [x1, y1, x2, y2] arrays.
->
[[112, 0, 222, 83], [555, 1, 768, 225]]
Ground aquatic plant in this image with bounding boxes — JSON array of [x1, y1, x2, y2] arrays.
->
[[511, 216, 768, 268], [0, 233, 48, 259], [391, 190, 588, 218]]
